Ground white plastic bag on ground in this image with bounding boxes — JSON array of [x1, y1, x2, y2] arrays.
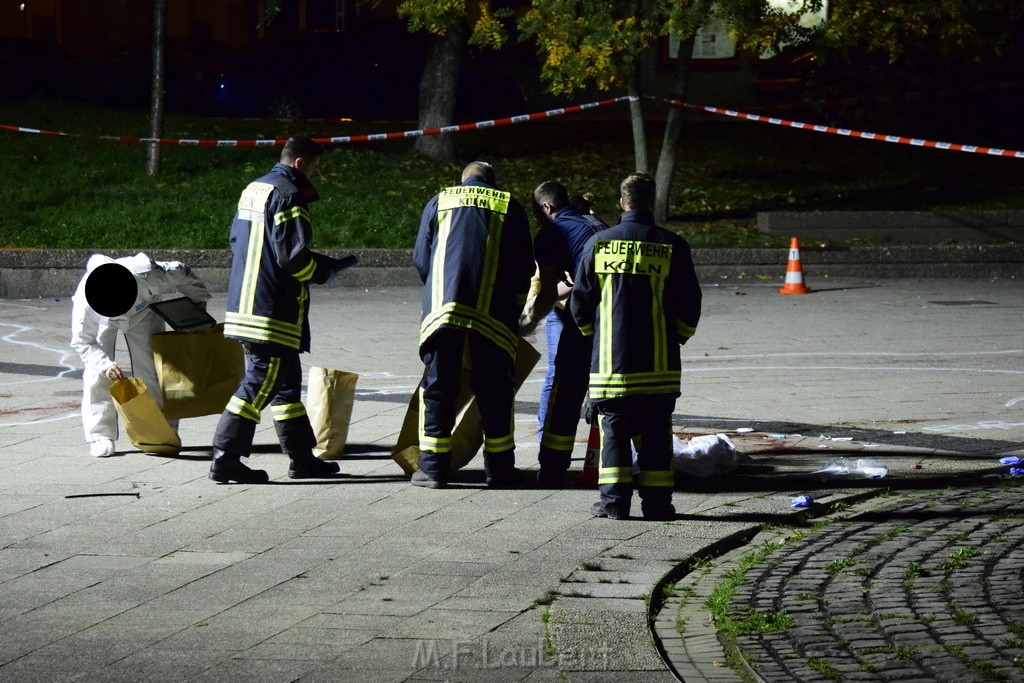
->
[[672, 433, 738, 478], [814, 457, 887, 478]]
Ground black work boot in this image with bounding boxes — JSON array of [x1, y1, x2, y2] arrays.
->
[[287, 453, 341, 479], [536, 445, 571, 488], [209, 449, 269, 484]]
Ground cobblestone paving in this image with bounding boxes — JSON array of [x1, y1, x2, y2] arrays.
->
[[731, 481, 1024, 682]]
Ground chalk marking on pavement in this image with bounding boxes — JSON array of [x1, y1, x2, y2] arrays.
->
[[0, 412, 78, 428], [1007, 396, 1024, 407], [0, 324, 81, 386], [0, 301, 48, 311], [700, 350, 1024, 360], [680, 365, 1024, 376], [923, 421, 1024, 432]]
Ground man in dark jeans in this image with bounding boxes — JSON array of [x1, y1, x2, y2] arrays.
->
[[520, 181, 607, 487], [412, 161, 535, 489]]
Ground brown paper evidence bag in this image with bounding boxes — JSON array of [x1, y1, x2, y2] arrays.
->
[[390, 337, 540, 476]]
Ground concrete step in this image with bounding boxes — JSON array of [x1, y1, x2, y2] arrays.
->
[[1, 244, 1022, 298]]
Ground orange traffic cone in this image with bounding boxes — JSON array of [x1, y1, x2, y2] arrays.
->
[[779, 237, 811, 294], [576, 424, 600, 487]]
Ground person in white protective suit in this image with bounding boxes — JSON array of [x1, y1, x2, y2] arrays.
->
[[69, 253, 211, 457]]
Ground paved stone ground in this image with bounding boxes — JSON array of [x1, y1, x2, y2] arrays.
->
[[657, 479, 1024, 682], [0, 278, 1021, 681]]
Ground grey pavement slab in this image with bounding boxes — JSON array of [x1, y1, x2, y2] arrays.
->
[[0, 278, 1022, 680]]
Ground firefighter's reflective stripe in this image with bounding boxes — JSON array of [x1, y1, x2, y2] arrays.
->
[[589, 370, 681, 400], [292, 258, 316, 282], [598, 466, 633, 485], [238, 182, 274, 212], [485, 433, 515, 453], [419, 301, 517, 358], [476, 212, 504, 314], [638, 469, 674, 488], [540, 430, 576, 451], [240, 221, 264, 315], [275, 205, 309, 226], [227, 356, 280, 422], [271, 402, 306, 421], [225, 311, 304, 349], [430, 208, 454, 314], [677, 319, 697, 339], [437, 186, 510, 214], [417, 389, 452, 453], [227, 214, 310, 347], [591, 239, 677, 399]]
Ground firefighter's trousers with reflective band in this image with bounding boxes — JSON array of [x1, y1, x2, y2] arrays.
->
[[538, 309, 593, 473], [419, 328, 516, 481], [212, 343, 316, 458], [596, 395, 676, 515]]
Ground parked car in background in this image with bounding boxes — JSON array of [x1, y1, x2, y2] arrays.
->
[[212, 30, 527, 121]]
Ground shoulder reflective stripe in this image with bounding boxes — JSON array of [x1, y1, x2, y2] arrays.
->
[[238, 182, 274, 212], [240, 221, 264, 315], [638, 469, 674, 487], [275, 205, 308, 226], [271, 402, 306, 421], [438, 186, 511, 214], [594, 240, 673, 276], [476, 212, 505, 312]]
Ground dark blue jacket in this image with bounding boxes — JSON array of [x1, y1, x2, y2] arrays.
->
[[570, 210, 702, 399], [413, 175, 534, 358], [224, 163, 336, 352]]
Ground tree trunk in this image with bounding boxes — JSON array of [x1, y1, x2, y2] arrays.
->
[[653, 33, 695, 224], [146, 0, 166, 177], [414, 21, 465, 162], [628, 72, 648, 173]]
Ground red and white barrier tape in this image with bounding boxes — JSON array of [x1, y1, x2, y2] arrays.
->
[[0, 96, 633, 147], [660, 97, 1024, 159], [7, 93, 1017, 160]]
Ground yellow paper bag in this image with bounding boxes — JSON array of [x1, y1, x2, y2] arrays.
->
[[391, 337, 541, 475], [110, 377, 182, 454], [308, 367, 359, 460], [152, 324, 245, 420]]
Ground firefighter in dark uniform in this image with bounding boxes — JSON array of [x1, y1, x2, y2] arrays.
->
[[570, 172, 702, 520], [210, 135, 348, 484], [520, 181, 607, 487], [412, 161, 535, 488]]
